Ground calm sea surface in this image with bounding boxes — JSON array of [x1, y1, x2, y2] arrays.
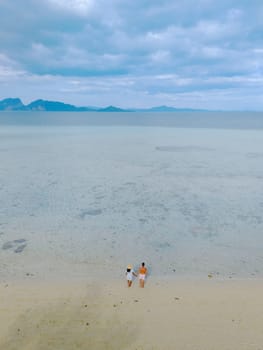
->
[[1, 112, 263, 280]]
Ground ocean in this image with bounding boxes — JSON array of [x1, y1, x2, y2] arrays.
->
[[1, 111, 263, 280]]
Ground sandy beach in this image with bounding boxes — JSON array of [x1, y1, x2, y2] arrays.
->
[[1, 277, 263, 350], [1, 121, 263, 349]]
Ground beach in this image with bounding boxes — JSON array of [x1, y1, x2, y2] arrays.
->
[[1, 277, 263, 350], [2, 0, 263, 345], [1, 113, 263, 349]]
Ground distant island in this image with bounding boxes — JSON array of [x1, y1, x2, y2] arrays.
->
[[0, 98, 206, 112]]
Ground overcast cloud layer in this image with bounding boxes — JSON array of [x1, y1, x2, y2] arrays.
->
[[1, 0, 263, 109]]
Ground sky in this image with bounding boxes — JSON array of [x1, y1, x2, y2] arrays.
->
[[1, 0, 263, 110]]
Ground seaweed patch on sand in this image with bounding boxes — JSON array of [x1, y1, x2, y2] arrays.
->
[[79, 209, 103, 219], [2, 239, 27, 253]]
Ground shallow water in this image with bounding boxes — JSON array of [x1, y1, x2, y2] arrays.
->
[[1, 112, 263, 280]]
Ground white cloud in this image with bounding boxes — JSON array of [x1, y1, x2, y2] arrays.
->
[[200, 46, 225, 58], [1, 0, 263, 109], [31, 43, 53, 60], [150, 50, 171, 63], [48, 0, 94, 16], [0, 54, 25, 79]]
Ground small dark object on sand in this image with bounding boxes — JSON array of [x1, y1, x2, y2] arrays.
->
[[26, 272, 34, 277]]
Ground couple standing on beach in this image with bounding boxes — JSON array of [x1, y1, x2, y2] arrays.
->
[[126, 262, 148, 288]]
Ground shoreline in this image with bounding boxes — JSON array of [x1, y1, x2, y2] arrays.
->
[[1, 277, 263, 349]]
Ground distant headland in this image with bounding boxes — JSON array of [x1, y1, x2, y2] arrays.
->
[[0, 98, 206, 112]]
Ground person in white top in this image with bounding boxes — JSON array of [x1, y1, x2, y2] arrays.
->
[[126, 265, 137, 287]]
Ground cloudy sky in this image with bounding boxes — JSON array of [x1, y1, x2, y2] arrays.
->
[[1, 0, 263, 109]]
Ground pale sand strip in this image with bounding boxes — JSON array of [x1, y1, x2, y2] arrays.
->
[[0, 278, 263, 350]]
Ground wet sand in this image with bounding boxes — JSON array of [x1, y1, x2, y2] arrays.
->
[[1, 278, 263, 350]]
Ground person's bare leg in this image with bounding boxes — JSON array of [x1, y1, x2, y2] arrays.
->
[[128, 280, 132, 287], [139, 279, 144, 288]]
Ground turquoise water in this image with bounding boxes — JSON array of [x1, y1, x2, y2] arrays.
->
[[1, 112, 263, 280]]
